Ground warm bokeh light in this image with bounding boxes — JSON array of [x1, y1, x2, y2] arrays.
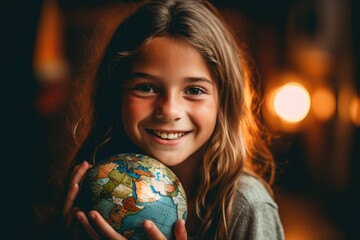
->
[[273, 83, 311, 123], [33, 0, 68, 80], [350, 96, 360, 127], [311, 88, 336, 121]]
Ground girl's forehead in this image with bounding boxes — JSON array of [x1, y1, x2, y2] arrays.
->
[[131, 37, 213, 79]]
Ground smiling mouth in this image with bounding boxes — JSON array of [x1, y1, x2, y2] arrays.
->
[[146, 129, 189, 140]]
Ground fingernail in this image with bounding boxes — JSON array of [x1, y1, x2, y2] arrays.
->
[[88, 211, 96, 220], [143, 220, 152, 229], [76, 213, 82, 222], [176, 219, 185, 227], [72, 207, 80, 213], [72, 183, 79, 192]]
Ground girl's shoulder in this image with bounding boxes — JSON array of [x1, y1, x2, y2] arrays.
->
[[228, 172, 285, 239], [233, 171, 277, 208]]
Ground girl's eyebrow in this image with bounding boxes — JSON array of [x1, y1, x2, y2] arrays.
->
[[127, 72, 160, 81], [127, 72, 213, 85], [185, 77, 214, 85]]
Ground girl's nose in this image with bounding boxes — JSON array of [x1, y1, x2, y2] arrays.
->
[[154, 95, 183, 122]]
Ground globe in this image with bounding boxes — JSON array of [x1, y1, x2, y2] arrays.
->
[[76, 153, 188, 240]]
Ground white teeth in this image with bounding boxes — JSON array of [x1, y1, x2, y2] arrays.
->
[[153, 130, 186, 140]]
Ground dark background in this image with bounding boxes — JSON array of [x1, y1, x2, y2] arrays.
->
[[1, 0, 359, 239]]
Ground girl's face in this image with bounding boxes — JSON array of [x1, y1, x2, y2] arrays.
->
[[121, 36, 218, 167]]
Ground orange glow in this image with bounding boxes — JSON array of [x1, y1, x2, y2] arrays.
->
[[350, 97, 360, 127], [311, 88, 336, 121], [33, 0, 67, 80], [273, 83, 311, 123]]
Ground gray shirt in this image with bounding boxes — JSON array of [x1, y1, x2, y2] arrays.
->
[[227, 172, 285, 239], [188, 173, 284, 239]]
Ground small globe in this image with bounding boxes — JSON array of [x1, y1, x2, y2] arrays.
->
[[76, 153, 188, 240]]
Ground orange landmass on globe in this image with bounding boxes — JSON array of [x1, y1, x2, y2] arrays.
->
[[133, 168, 152, 177], [135, 179, 157, 202], [98, 162, 117, 178], [123, 196, 142, 212], [107, 205, 128, 229], [130, 156, 140, 162], [107, 197, 143, 229], [165, 183, 176, 193]]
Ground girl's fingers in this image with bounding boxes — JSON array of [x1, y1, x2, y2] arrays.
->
[[65, 207, 80, 227], [75, 211, 101, 240], [88, 210, 127, 240], [62, 183, 79, 217], [70, 163, 82, 178], [70, 161, 92, 187], [69, 162, 83, 183], [63, 161, 92, 217], [61, 162, 95, 238], [174, 219, 187, 240], [143, 220, 167, 240]]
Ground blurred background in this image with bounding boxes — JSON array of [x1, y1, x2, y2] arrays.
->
[[2, 0, 359, 239]]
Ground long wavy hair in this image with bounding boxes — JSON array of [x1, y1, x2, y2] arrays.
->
[[59, 0, 275, 239]]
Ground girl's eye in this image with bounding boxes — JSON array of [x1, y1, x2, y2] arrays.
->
[[185, 87, 206, 95], [133, 84, 157, 94]]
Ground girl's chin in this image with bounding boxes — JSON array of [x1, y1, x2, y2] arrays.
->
[[147, 152, 186, 167]]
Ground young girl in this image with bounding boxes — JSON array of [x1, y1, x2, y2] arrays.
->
[[60, 0, 285, 239]]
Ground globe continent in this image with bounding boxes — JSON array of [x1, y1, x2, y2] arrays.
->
[[76, 153, 188, 240]]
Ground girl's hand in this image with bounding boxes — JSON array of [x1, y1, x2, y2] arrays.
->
[[76, 210, 188, 240], [62, 161, 92, 230], [143, 218, 188, 240]]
